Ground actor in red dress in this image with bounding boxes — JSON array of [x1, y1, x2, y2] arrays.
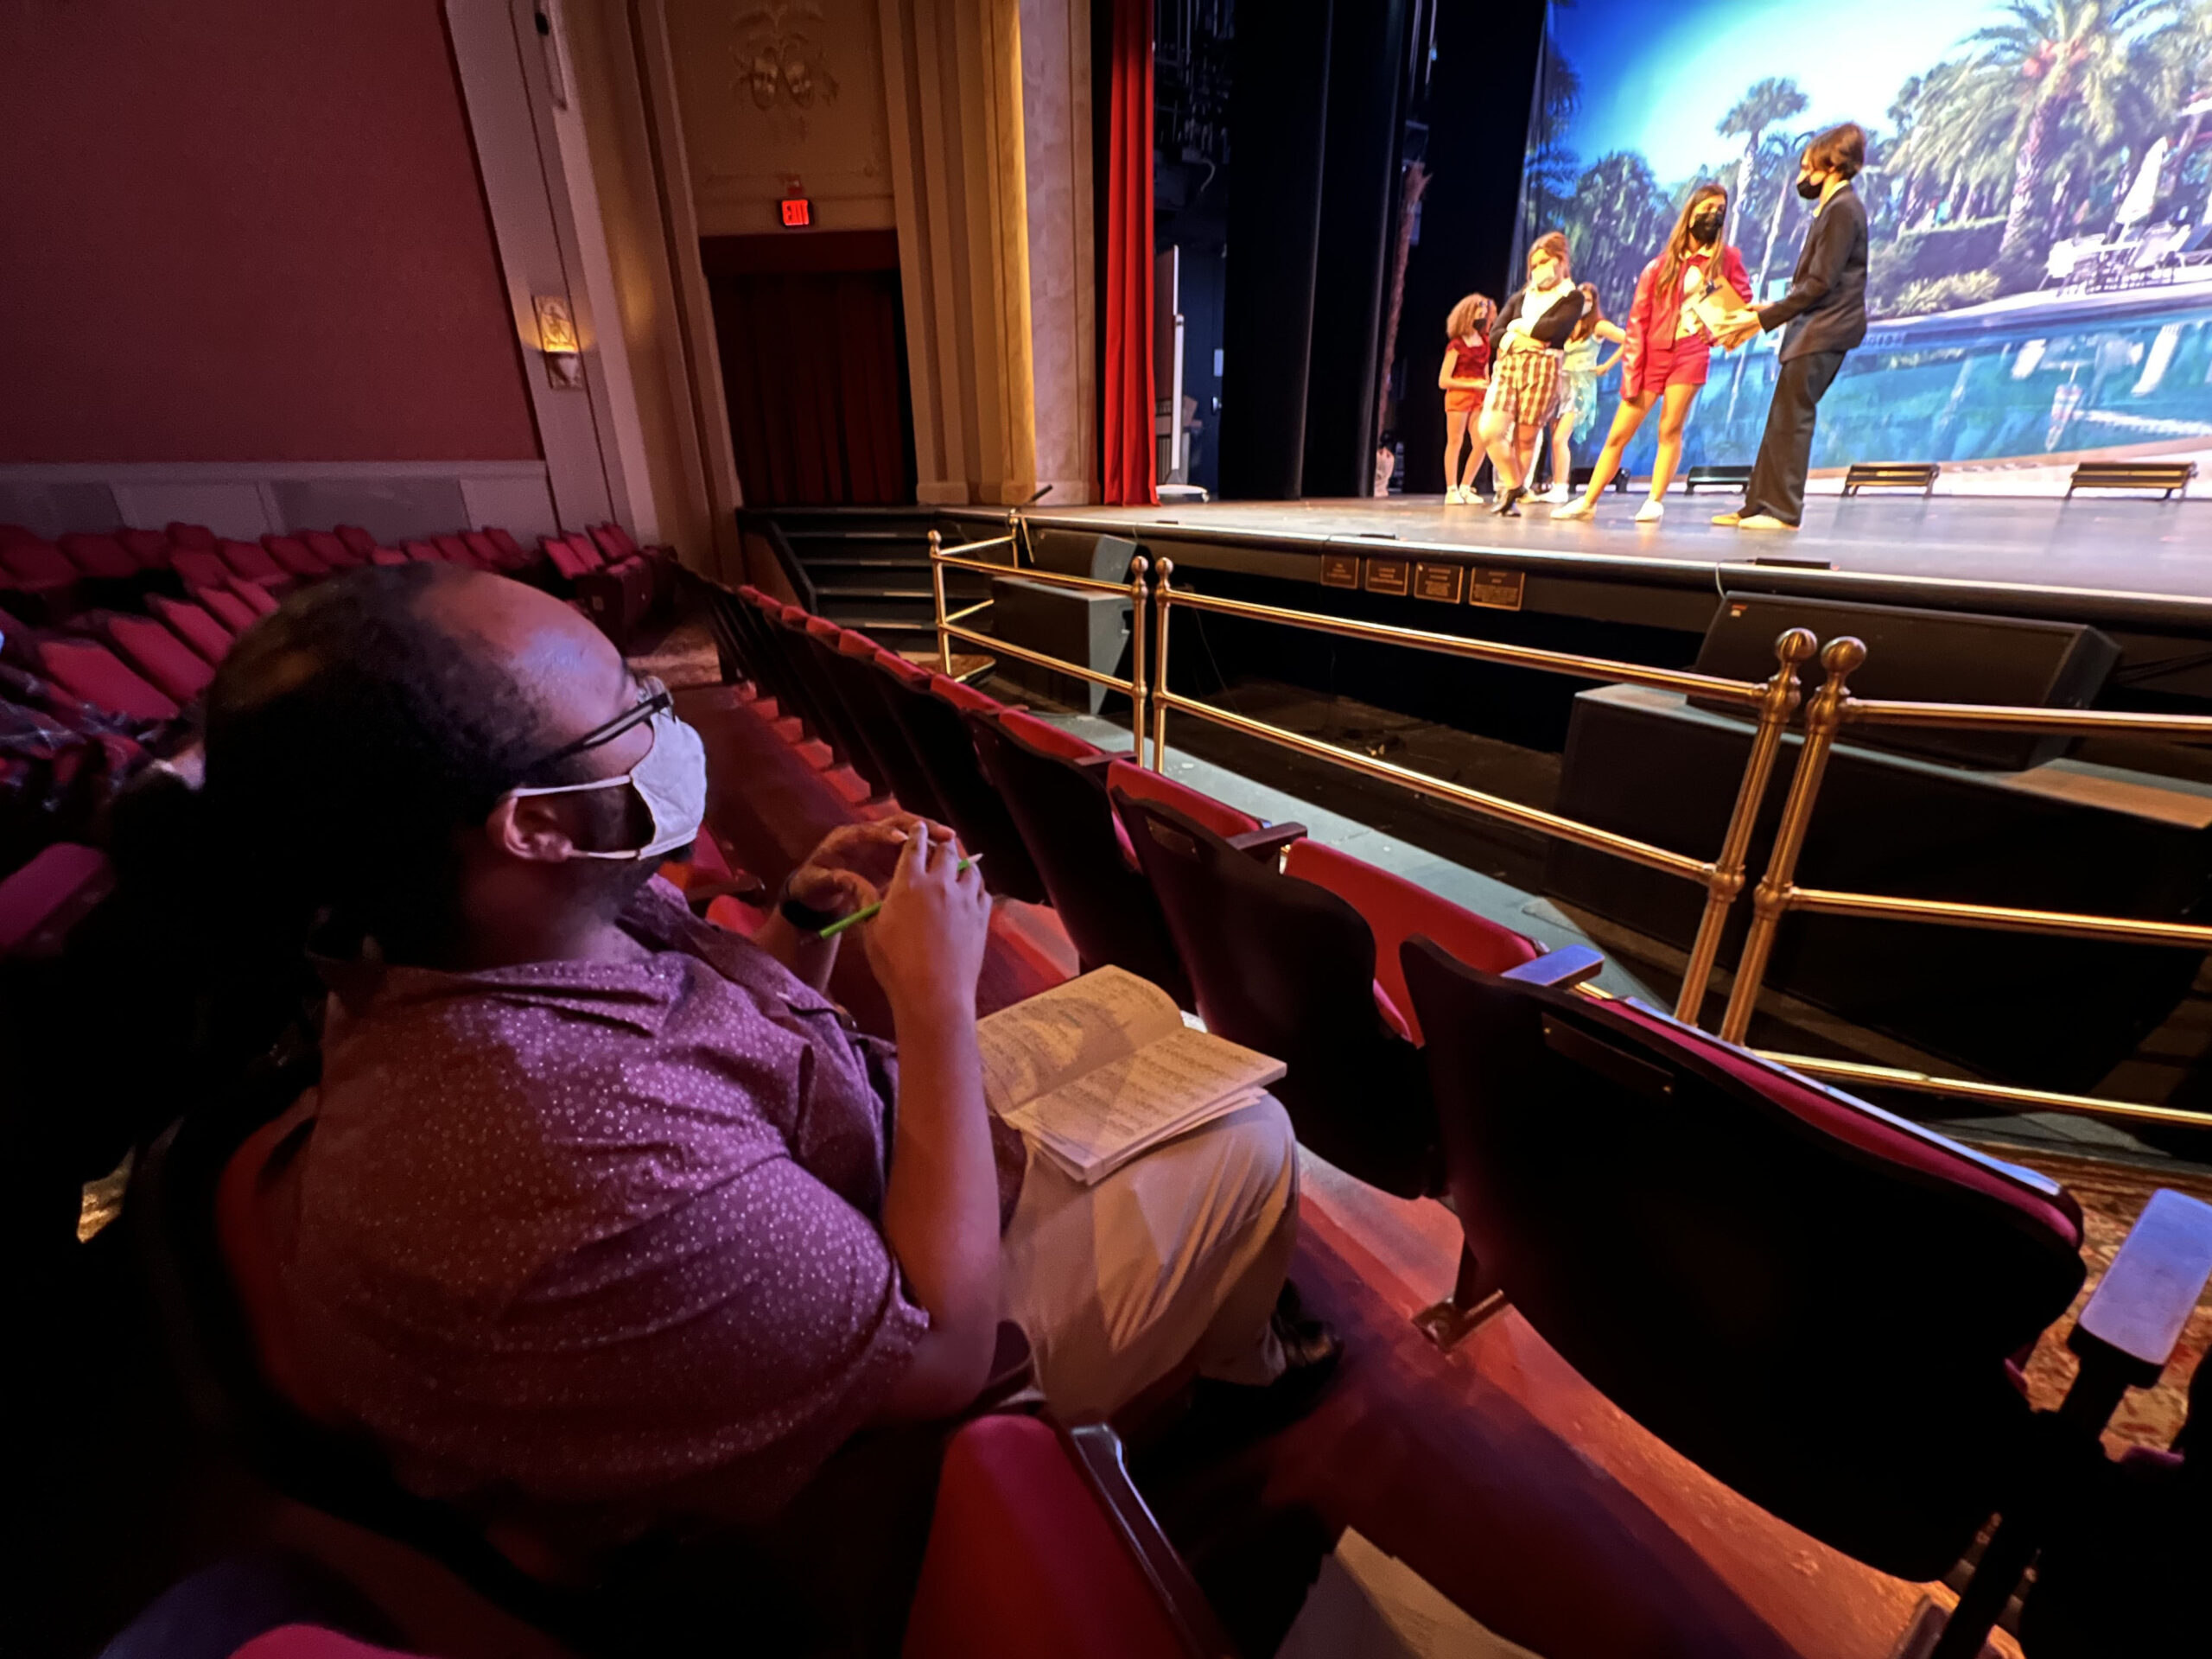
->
[[1553, 183, 1751, 525]]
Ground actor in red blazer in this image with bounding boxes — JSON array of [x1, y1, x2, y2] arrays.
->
[[1553, 183, 1751, 524]]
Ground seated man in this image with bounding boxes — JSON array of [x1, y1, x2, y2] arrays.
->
[[200, 567, 1332, 1590]]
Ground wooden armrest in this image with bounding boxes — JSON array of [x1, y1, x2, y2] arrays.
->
[[2069, 1189, 2212, 1387], [1503, 944, 1605, 990], [1227, 822, 1306, 859]]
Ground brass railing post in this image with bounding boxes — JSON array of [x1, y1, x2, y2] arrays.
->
[[1149, 558, 1175, 770], [1007, 509, 1023, 568], [1718, 635, 1866, 1045], [1675, 627, 1817, 1027], [927, 528, 952, 675], [1128, 555, 1150, 767]]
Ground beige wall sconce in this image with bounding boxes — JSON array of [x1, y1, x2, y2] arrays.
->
[[533, 294, 584, 389]]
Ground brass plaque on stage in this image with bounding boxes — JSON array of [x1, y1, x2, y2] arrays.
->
[[1468, 567, 1526, 610], [1363, 557, 1411, 595], [1413, 562, 1465, 603], [1319, 553, 1360, 588]]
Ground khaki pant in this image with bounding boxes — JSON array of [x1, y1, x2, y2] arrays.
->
[[998, 1094, 1298, 1420]]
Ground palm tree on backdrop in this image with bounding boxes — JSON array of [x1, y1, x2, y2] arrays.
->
[[1567, 149, 1668, 307], [1717, 78, 1809, 248], [1754, 128, 1821, 299], [1961, 0, 2177, 264]]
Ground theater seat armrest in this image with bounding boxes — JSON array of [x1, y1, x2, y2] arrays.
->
[[1062, 1421, 1238, 1658], [1227, 822, 1306, 860], [2069, 1189, 2212, 1388], [1503, 944, 1605, 990], [1070, 751, 1137, 772]]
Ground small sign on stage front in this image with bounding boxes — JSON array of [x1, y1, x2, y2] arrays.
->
[[1319, 553, 1360, 588], [1413, 563, 1464, 603], [1468, 568, 1526, 610], [1363, 557, 1411, 596]]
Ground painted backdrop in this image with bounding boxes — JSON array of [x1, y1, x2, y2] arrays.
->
[[1514, 0, 2212, 487]]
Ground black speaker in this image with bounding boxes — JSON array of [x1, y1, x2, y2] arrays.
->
[[1694, 593, 2118, 771]]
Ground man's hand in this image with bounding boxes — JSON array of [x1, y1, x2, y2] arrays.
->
[[864, 829, 992, 1022], [785, 814, 956, 919]]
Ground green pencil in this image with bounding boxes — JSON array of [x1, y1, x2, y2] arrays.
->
[[815, 855, 984, 938]]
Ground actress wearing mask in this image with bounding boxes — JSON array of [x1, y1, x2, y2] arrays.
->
[[1476, 232, 1586, 518], [1552, 183, 1751, 524]]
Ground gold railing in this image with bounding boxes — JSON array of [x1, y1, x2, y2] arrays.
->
[[1141, 558, 1816, 1027], [1719, 635, 2212, 1132], [928, 517, 2212, 1134], [928, 513, 1154, 765]]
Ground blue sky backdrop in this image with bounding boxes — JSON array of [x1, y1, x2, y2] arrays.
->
[[1564, 0, 2005, 181]]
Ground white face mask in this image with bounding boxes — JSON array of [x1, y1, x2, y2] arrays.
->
[[502, 706, 708, 861]]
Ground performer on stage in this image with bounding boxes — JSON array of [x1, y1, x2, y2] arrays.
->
[[1713, 124, 1870, 531], [1538, 283, 1625, 505], [1478, 232, 1586, 517], [1437, 292, 1496, 505], [1552, 185, 1748, 524]]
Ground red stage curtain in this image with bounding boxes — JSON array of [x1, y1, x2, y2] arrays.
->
[[704, 254, 912, 507], [1101, 0, 1155, 507]]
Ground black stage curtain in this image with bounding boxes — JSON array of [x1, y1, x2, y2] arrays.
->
[[701, 232, 916, 507], [1395, 3, 1548, 497], [1301, 0, 1411, 499], [1217, 0, 1333, 501]]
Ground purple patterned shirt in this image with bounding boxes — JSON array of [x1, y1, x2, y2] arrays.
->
[[276, 880, 929, 1526]]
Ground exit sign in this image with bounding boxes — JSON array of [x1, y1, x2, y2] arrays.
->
[[780, 197, 812, 227]]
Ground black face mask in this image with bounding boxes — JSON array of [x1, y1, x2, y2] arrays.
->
[[1690, 213, 1723, 244], [1796, 175, 1825, 200]]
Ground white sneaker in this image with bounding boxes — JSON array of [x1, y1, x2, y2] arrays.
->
[[1539, 485, 1572, 505], [1445, 486, 1467, 505], [1633, 499, 1666, 524], [1551, 498, 1595, 521]]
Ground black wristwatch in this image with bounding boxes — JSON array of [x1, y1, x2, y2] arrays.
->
[[777, 873, 848, 936]]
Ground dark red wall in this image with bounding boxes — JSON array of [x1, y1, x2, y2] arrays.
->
[[0, 1, 539, 462]]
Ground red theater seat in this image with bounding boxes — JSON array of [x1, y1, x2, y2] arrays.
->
[[0, 842, 113, 957], [368, 547, 410, 568], [0, 523, 41, 546], [86, 612, 216, 704], [260, 535, 331, 578], [218, 539, 291, 587], [461, 530, 512, 571], [298, 530, 361, 569], [226, 576, 280, 618], [1282, 838, 1537, 1040], [481, 526, 527, 563], [149, 594, 235, 665], [334, 524, 378, 558], [56, 532, 139, 581], [171, 550, 232, 590], [1401, 936, 2212, 1656], [903, 1415, 1228, 1659], [402, 539, 445, 564], [35, 637, 181, 721], [117, 527, 175, 569], [166, 522, 219, 551], [192, 584, 262, 634], [1, 537, 82, 594], [966, 708, 1205, 1004]]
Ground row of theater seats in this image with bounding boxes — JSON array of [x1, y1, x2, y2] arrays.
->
[[0, 518, 673, 963], [713, 582, 2212, 1658]]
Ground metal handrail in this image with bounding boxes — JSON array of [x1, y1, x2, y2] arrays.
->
[[1719, 636, 2212, 1132], [929, 516, 1154, 764], [1143, 556, 1815, 1027]]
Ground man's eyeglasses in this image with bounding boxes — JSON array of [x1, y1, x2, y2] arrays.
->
[[517, 676, 671, 779]]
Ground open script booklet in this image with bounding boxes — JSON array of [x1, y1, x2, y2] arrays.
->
[[979, 966, 1286, 1185]]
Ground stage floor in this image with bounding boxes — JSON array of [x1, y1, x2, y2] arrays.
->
[[981, 493, 2212, 632]]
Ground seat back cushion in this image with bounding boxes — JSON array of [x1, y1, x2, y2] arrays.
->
[[172, 550, 233, 589], [1400, 937, 2088, 1579], [1283, 839, 1536, 1041], [300, 530, 360, 569], [334, 524, 378, 556], [167, 522, 219, 550], [227, 577, 280, 617], [118, 528, 175, 569], [107, 613, 217, 702], [902, 1416, 1191, 1659], [192, 584, 262, 633], [1104, 759, 1259, 842], [58, 532, 139, 579], [2, 539, 79, 588], [219, 539, 288, 582], [261, 536, 330, 577], [38, 638, 181, 721], [149, 595, 235, 666]]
